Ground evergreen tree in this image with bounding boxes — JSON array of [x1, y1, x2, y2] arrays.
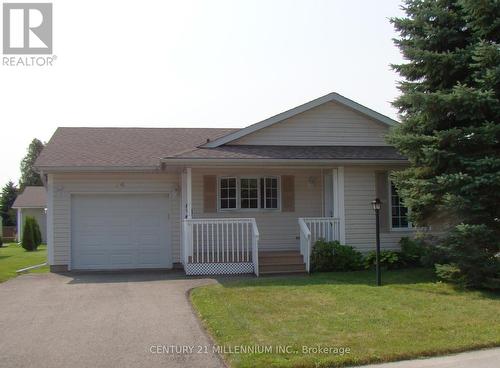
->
[[19, 138, 45, 190], [390, 0, 500, 289], [0, 181, 18, 226], [22, 217, 37, 251]]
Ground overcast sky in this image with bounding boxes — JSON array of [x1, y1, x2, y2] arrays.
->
[[0, 0, 405, 187]]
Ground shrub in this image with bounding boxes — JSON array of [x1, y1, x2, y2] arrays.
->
[[32, 220, 42, 246], [435, 263, 464, 284], [0, 235, 3, 246], [364, 250, 406, 270], [399, 237, 427, 266], [21, 216, 39, 251], [310, 240, 334, 272], [311, 240, 364, 272]]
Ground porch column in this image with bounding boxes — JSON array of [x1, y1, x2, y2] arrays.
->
[[332, 167, 346, 244], [180, 168, 193, 265]]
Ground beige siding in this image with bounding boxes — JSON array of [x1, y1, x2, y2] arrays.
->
[[191, 168, 323, 250], [344, 166, 413, 251], [50, 172, 180, 266], [231, 102, 390, 146], [21, 208, 47, 243]]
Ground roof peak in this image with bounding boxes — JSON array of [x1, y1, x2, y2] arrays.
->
[[203, 92, 399, 148]]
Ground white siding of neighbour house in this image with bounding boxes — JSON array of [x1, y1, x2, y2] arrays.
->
[[21, 208, 47, 243], [191, 168, 323, 250], [230, 102, 391, 146], [49, 172, 180, 267], [344, 165, 413, 251]]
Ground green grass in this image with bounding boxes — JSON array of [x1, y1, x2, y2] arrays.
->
[[0, 243, 48, 282], [191, 269, 500, 368]]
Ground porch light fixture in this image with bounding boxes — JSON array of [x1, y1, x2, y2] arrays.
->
[[371, 198, 382, 286]]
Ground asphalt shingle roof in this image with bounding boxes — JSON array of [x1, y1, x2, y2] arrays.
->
[[35, 127, 237, 168], [166, 145, 406, 161], [12, 186, 47, 208], [35, 127, 406, 169]]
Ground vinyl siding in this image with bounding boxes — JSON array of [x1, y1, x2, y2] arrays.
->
[[231, 102, 391, 146], [21, 208, 47, 243], [191, 168, 323, 250], [344, 166, 413, 251], [49, 172, 180, 266]]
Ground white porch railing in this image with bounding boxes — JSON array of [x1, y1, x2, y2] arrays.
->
[[183, 218, 259, 276], [298, 217, 341, 273]]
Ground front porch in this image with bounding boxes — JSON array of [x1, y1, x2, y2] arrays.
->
[[179, 165, 345, 275], [179, 166, 346, 276], [181, 217, 341, 276]]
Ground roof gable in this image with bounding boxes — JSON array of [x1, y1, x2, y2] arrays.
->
[[203, 92, 398, 148], [12, 186, 47, 208]]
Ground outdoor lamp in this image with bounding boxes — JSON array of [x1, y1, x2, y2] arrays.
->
[[372, 198, 382, 286]]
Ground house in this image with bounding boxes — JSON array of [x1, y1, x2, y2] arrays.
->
[[35, 92, 413, 275], [12, 186, 47, 243]]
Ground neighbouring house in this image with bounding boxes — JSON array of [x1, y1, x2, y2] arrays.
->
[[12, 186, 48, 243], [35, 92, 418, 275]]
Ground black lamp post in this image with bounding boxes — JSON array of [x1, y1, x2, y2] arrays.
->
[[371, 198, 382, 286]]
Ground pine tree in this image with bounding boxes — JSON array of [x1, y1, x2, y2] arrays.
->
[[0, 181, 18, 226], [19, 138, 45, 190], [390, 0, 500, 289]]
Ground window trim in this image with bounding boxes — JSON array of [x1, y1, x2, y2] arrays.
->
[[261, 176, 280, 210], [217, 175, 281, 212], [239, 176, 260, 210], [218, 176, 238, 211], [388, 180, 411, 231]]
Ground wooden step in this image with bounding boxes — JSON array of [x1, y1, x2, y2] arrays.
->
[[259, 250, 301, 257], [259, 255, 304, 263], [259, 263, 306, 273], [259, 269, 308, 276]]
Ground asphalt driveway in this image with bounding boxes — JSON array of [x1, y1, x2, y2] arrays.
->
[[0, 272, 225, 368]]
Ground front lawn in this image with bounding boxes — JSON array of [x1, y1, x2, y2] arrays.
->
[[0, 243, 48, 283], [191, 269, 500, 368]]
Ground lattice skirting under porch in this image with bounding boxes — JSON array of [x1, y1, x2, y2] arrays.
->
[[184, 262, 254, 275]]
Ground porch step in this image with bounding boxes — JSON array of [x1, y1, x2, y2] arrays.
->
[[259, 263, 306, 273], [258, 250, 307, 275]]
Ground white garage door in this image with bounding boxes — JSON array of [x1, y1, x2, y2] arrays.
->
[[71, 194, 171, 270]]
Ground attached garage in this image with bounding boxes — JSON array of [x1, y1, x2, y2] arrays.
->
[[71, 194, 172, 270]]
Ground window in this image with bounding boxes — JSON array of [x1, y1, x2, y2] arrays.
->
[[240, 178, 259, 209], [260, 177, 278, 209], [220, 177, 237, 209], [390, 182, 409, 228], [218, 176, 280, 211]]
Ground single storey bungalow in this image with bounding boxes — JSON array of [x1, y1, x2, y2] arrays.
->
[[35, 93, 416, 275]]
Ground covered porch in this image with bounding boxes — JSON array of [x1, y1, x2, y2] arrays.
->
[[179, 167, 346, 276]]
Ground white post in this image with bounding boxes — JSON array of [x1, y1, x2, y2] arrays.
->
[[17, 208, 22, 243], [181, 168, 193, 265], [332, 167, 346, 244], [186, 168, 192, 219]]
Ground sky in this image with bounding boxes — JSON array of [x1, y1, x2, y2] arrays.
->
[[0, 0, 405, 187]]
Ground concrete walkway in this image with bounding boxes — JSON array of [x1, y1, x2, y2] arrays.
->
[[357, 347, 500, 368], [0, 272, 225, 368]]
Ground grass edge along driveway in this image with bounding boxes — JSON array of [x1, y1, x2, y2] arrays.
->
[[0, 243, 48, 283], [191, 269, 500, 368]]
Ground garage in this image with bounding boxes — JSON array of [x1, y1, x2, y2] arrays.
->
[[71, 194, 171, 270]]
